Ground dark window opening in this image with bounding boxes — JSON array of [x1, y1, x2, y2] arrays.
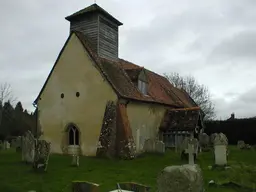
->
[[76, 92, 80, 97], [61, 93, 64, 98], [68, 125, 79, 145], [138, 80, 148, 95], [75, 129, 79, 145]]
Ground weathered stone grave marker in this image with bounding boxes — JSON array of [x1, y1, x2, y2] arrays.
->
[[188, 139, 194, 165], [214, 133, 228, 166], [155, 141, 165, 154], [210, 133, 217, 146], [157, 164, 204, 192], [71, 155, 79, 167], [181, 137, 198, 162], [22, 130, 36, 163], [33, 139, 51, 171], [143, 139, 154, 152], [237, 140, 245, 149], [199, 133, 210, 151], [3, 140, 10, 150]]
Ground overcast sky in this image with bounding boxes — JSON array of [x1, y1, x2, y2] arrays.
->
[[1, 0, 256, 119]]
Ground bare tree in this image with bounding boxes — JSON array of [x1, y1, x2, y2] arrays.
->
[[0, 83, 17, 127], [164, 72, 215, 120]]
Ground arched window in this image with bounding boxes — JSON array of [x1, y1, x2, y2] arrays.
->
[[68, 125, 79, 145]]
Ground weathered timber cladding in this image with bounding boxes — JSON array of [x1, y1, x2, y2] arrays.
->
[[70, 13, 98, 52], [68, 12, 120, 61], [98, 16, 119, 61]]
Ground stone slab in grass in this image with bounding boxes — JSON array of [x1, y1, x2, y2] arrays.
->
[[72, 181, 100, 192]]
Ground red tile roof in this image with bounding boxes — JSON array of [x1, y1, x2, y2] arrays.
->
[[34, 31, 198, 110]]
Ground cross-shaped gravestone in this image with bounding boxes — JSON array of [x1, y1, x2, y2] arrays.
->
[[188, 139, 194, 165]]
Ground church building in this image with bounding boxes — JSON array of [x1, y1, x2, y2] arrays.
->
[[33, 4, 204, 159]]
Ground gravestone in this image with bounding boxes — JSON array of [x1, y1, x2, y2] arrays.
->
[[188, 140, 194, 165], [181, 137, 198, 161], [72, 181, 99, 192], [143, 139, 154, 152], [237, 140, 245, 149], [71, 155, 79, 167], [213, 133, 228, 166], [3, 141, 10, 150], [116, 182, 151, 192], [210, 133, 217, 146], [155, 141, 165, 154], [22, 131, 36, 163], [199, 133, 210, 151], [10, 139, 15, 147], [33, 140, 51, 171], [157, 164, 204, 192]]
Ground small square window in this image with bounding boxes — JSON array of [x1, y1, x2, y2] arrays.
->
[[138, 80, 147, 95]]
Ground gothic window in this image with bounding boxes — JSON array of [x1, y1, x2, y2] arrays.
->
[[68, 125, 79, 145]]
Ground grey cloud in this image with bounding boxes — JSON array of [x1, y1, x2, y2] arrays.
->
[[210, 31, 256, 60], [213, 85, 256, 119]]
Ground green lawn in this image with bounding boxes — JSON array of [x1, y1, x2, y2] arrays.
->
[[0, 146, 256, 192]]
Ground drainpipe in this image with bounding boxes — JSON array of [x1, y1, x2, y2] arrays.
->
[[32, 102, 38, 139]]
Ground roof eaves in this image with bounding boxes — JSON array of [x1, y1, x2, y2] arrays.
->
[[65, 4, 123, 26]]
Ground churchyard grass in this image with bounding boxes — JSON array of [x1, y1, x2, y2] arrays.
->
[[0, 146, 255, 192]]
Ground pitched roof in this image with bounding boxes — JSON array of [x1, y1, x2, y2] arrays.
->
[[160, 109, 201, 131], [77, 32, 198, 108], [65, 3, 123, 26], [34, 31, 198, 110]]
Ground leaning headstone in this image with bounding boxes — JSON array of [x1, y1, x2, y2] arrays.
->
[[143, 139, 154, 152], [157, 164, 204, 192], [155, 141, 165, 154], [22, 131, 36, 163], [33, 140, 51, 171], [214, 133, 228, 166], [71, 155, 79, 167], [237, 140, 245, 149], [72, 181, 99, 192]]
